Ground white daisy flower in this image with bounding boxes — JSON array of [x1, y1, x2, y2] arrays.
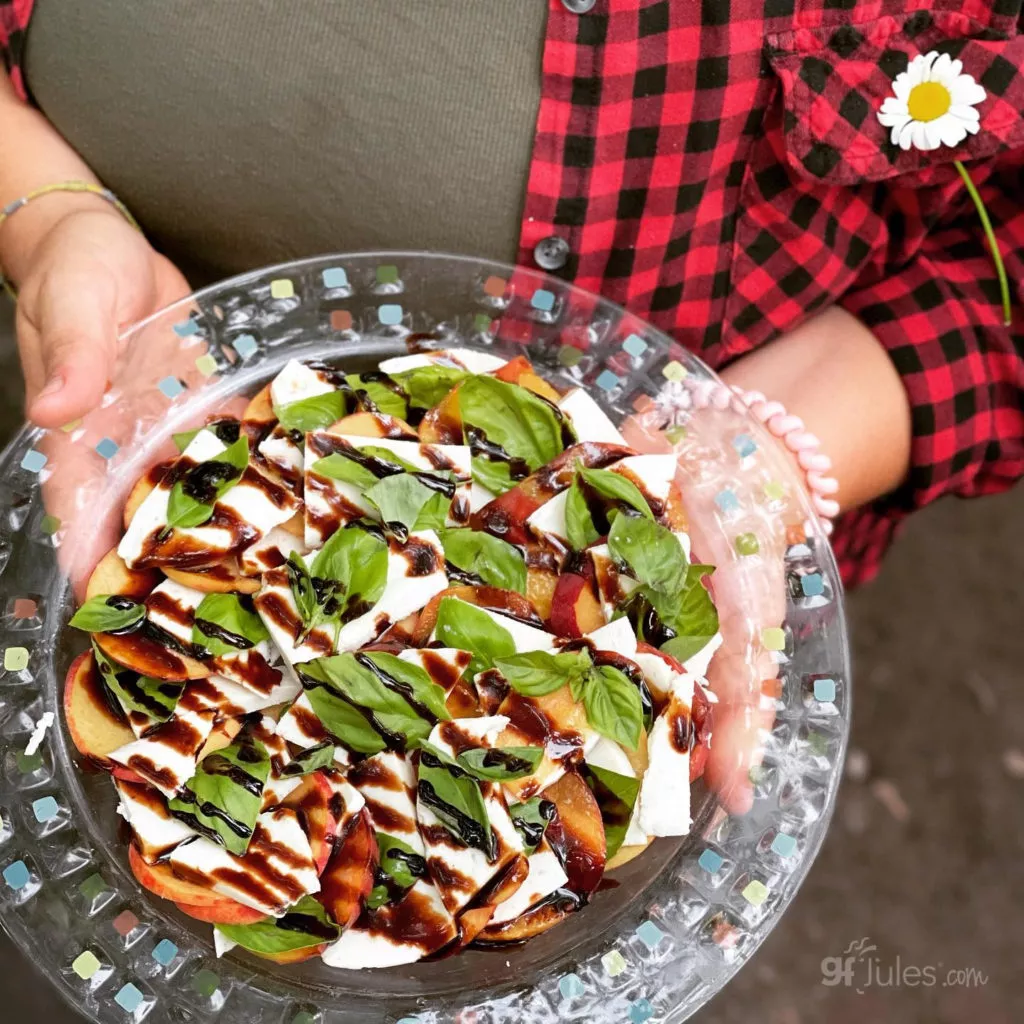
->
[[877, 50, 987, 152]]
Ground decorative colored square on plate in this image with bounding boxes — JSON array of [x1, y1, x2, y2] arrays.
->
[[664, 424, 686, 445], [473, 313, 493, 332], [558, 344, 582, 367], [761, 627, 786, 651], [629, 998, 654, 1024], [732, 433, 757, 457], [95, 438, 119, 460], [801, 572, 824, 597], [61, 418, 82, 433], [13, 598, 37, 618], [771, 832, 798, 858], [72, 951, 101, 981], [558, 973, 586, 1000], [172, 318, 199, 338], [698, 849, 724, 874], [3, 860, 30, 890], [114, 982, 144, 1014], [20, 449, 47, 473], [191, 969, 220, 998], [158, 376, 185, 399], [292, 1013, 318, 1024], [376, 264, 399, 285], [39, 515, 61, 536], [16, 752, 42, 774], [482, 275, 506, 297], [662, 360, 686, 381], [764, 480, 786, 501], [530, 288, 555, 312], [270, 278, 295, 300], [3, 647, 29, 671], [635, 920, 667, 950], [742, 879, 769, 907], [622, 333, 648, 357], [195, 354, 218, 377], [322, 267, 348, 289], [113, 911, 139, 937], [151, 939, 178, 966], [715, 488, 739, 513], [601, 949, 627, 977], [378, 304, 403, 326], [813, 677, 837, 703], [734, 532, 760, 556], [32, 796, 59, 822], [232, 334, 258, 359], [330, 309, 353, 331], [596, 369, 622, 392], [808, 730, 829, 756], [786, 523, 807, 546], [80, 872, 108, 901]]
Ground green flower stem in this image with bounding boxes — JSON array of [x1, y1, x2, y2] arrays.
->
[[954, 160, 1012, 327]]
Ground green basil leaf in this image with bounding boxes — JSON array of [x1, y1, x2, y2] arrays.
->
[[345, 374, 408, 420], [608, 514, 688, 593], [285, 554, 320, 630], [166, 435, 250, 532], [579, 466, 653, 518], [660, 634, 713, 665], [311, 452, 378, 488], [358, 445, 421, 474], [216, 895, 341, 955], [471, 456, 517, 497], [417, 745, 495, 858], [92, 640, 183, 723], [456, 745, 544, 781], [70, 595, 145, 634], [494, 649, 592, 697], [458, 375, 566, 476], [565, 475, 601, 552], [274, 391, 345, 433], [359, 651, 451, 723], [582, 764, 640, 860], [652, 564, 719, 655], [390, 365, 469, 409], [304, 683, 388, 755], [364, 474, 440, 531], [415, 490, 451, 532], [569, 671, 588, 703], [433, 597, 515, 678], [440, 528, 526, 593], [582, 665, 643, 751], [168, 733, 271, 855], [366, 884, 391, 911], [280, 741, 337, 777], [310, 524, 389, 618], [377, 832, 427, 890], [508, 797, 554, 855], [191, 593, 269, 658], [172, 429, 200, 453]]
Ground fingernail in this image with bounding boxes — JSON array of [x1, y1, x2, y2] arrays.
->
[[38, 374, 65, 399]]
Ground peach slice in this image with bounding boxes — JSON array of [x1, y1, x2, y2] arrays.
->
[[544, 771, 606, 898], [525, 565, 557, 622], [85, 548, 159, 603], [63, 651, 135, 765], [476, 892, 581, 944], [283, 773, 338, 875], [493, 356, 563, 404], [164, 563, 260, 595], [93, 629, 209, 682], [327, 411, 418, 440], [129, 842, 223, 908], [317, 813, 377, 929], [175, 900, 265, 926], [547, 572, 605, 638], [417, 385, 463, 445], [412, 585, 542, 646], [122, 459, 174, 531], [243, 383, 275, 425]]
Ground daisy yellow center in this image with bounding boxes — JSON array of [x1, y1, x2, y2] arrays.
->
[[907, 81, 952, 123]]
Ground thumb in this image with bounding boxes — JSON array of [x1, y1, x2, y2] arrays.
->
[[26, 264, 122, 428]]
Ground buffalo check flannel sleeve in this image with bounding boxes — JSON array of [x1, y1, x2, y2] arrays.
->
[[831, 155, 1024, 587]]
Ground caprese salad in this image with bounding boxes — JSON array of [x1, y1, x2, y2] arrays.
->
[[64, 347, 720, 968]]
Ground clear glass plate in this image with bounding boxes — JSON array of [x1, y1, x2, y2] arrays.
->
[[0, 253, 849, 1024]]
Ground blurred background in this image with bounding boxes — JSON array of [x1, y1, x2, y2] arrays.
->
[[0, 300, 1020, 1023]]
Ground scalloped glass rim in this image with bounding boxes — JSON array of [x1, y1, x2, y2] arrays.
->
[[0, 251, 850, 1024]]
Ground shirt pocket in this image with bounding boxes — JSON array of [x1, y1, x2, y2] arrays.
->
[[766, 11, 1024, 187]]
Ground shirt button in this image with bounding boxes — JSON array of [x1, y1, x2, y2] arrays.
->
[[533, 235, 570, 271], [561, 0, 597, 12]]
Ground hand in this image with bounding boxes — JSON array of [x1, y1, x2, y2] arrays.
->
[[14, 206, 190, 427]]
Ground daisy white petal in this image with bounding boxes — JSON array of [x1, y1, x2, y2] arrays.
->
[[904, 56, 928, 89], [950, 77, 987, 107], [930, 52, 953, 81], [948, 58, 964, 79], [885, 115, 912, 144], [897, 120, 917, 150], [937, 117, 968, 149], [891, 72, 913, 102], [913, 120, 937, 151], [949, 103, 981, 124]]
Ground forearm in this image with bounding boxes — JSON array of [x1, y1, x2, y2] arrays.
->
[[719, 305, 912, 513], [0, 74, 117, 286]]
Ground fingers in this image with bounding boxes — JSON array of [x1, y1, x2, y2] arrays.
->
[[23, 265, 120, 427]]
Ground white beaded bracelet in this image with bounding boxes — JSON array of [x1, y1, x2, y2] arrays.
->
[[688, 381, 840, 535]]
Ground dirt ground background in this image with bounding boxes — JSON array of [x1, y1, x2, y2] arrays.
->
[[0, 301, 1020, 1023]]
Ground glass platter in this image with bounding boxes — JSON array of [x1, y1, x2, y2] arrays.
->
[[0, 252, 849, 1024]]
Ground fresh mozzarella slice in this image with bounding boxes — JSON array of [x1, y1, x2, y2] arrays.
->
[[429, 600, 555, 653], [269, 359, 336, 409], [348, 752, 423, 855], [319, 878, 457, 968], [145, 578, 204, 644], [109, 704, 217, 798], [525, 490, 570, 546], [247, 715, 303, 809], [611, 453, 678, 506], [254, 569, 334, 665], [585, 616, 639, 656], [586, 543, 638, 621], [186, 673, 300, 718], [168, 807, 320, 916], [558, 388, 626, 445], [213, 929, 238, 958], [637, 675, 694, 838], [417, 780, 524, 914], [320, 775, 366, 835], [257, 428, 304, 483], [427, 716, 510, 757], [470, 480, 497, 513], [275, 693, 352, 769], [240, 525, 306, 576], [488, 840, 568, 926], [379, 347, 508, 375], [680, 632, 723, 678], [585, 737, 647, 848], [396, 647, 472, 694], [114, 777, 195, 863]]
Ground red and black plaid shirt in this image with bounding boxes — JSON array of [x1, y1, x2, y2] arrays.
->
[[3, 0, 1023, 586]]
